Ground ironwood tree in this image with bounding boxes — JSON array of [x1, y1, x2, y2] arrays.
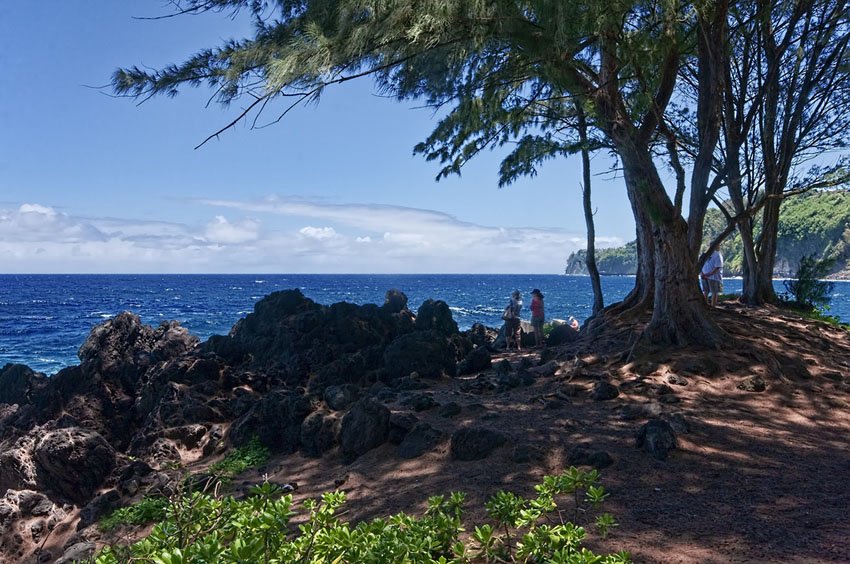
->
[[114, 0, 735, 346], [675, 0, 850, 305]]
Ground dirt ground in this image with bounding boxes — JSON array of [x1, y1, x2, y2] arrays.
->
[[234, 302, 850, 563]]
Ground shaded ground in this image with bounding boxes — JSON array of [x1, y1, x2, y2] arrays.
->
[[228, 302, 850, 563]]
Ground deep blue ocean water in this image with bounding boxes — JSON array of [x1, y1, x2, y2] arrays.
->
[[2, 274, 848, 375]]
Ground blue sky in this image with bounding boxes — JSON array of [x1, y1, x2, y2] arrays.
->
[[0, 1, 634, 273]]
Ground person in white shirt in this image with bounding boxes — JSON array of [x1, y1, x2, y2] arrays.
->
[[700, 250, 724, 307]]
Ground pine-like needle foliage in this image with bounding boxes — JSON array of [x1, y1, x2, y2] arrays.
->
[[113, 0, 690, 156]]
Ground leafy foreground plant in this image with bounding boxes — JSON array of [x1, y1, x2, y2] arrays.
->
[[95, 467, 629, 563]]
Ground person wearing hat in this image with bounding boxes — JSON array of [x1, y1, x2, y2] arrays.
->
[[502, 289, 523, 350], [530, 289, 545, 348]]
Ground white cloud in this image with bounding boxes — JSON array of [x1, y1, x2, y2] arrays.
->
[[0, 199, 625, 274], [298, 226, 338, 240], [204, 215, 261, 245]]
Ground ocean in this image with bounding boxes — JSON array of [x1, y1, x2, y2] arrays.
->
[[2, 274, 848, 375]]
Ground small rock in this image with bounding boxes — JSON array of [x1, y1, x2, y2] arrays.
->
[[438, 402, 462, 418], [402, 393, 437, 412], [512, 444, 543, 463], [544, 399, 566, 410], [737, 375, 766, 392], [519, 370, 536, 386], [654, 384, 674, 396], [667, 413, 690, 434], [450, 427, 507, 461], [558, 384, 583, 397], [592, 381, 620, 401], [667, 374, 689, 386], [397, 423, 444, 459], [659, 394, 681, 404], [396, 373, 430, 391], [568, 444, 614, 469], [635, 419, 677, 461], [56, 542, 96, 564]]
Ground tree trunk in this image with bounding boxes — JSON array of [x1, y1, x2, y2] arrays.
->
[[577, 106, 604, 317], [619, 143, 724, 347], [756, 195, 781, 303]]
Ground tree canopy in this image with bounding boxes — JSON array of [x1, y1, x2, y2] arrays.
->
[[113, 0, 849, 347]]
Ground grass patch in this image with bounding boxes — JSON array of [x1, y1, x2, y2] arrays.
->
[[209, 436, 270, 479], [99, 496, 169, 531]]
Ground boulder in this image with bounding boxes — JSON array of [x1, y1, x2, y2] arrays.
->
[[398, 423, 444, 459], [323, 384, 359, 411], [382, 289, 409, 314], [457, 346, 492, 375], [450, 427, 507, 461], [0, 440, 38, 493], [635, 419, 677, 461], [0, 364, 47, 406], [34, 428, 116, 504], [388, 412, 419, 445], [415, 299, 458, 335], [465, 323, 497, 348], [79, 313, 197, 388], [229, 390, 311, 453], [383, 331, 456, 381], [547, 324, 580, 346], [339, 398, 390, 459], [300, 411, 340, 458]]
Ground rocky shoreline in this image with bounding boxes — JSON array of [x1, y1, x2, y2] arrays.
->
[[4, 289, 850, 562], [0, 289, 583, 563]]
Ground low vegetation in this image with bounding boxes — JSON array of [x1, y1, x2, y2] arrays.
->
[[94, 467, 629, 563], [99, 496, 169, 532], [208, 437, 270, 481]]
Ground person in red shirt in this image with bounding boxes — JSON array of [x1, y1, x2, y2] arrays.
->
[[530, 289, 545, 348]]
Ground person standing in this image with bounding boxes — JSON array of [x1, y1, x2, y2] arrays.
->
[[502, 289, 523, 350], [700, 249, 724, 307], [530, 289, 545, 348]]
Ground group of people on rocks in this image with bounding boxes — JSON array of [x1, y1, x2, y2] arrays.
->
[[502, 288, 578, 351]]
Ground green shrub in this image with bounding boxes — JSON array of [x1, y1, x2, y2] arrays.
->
[[95, 467, 630, 563], [99, 496, 169, 531], [783, 254, 835, 310], [208, 436, 270, 479]]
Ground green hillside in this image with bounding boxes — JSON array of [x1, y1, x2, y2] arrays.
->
[[566, 190, 850, 277]]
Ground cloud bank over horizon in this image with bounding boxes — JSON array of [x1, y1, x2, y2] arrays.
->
[[0, 198, 625, 274]]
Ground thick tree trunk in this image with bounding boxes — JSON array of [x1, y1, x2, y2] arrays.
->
[[756, 196, 781, 303], [577, 107, 604, 317], [619, 144, 724, 347], [738, 221, 762, 304]]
